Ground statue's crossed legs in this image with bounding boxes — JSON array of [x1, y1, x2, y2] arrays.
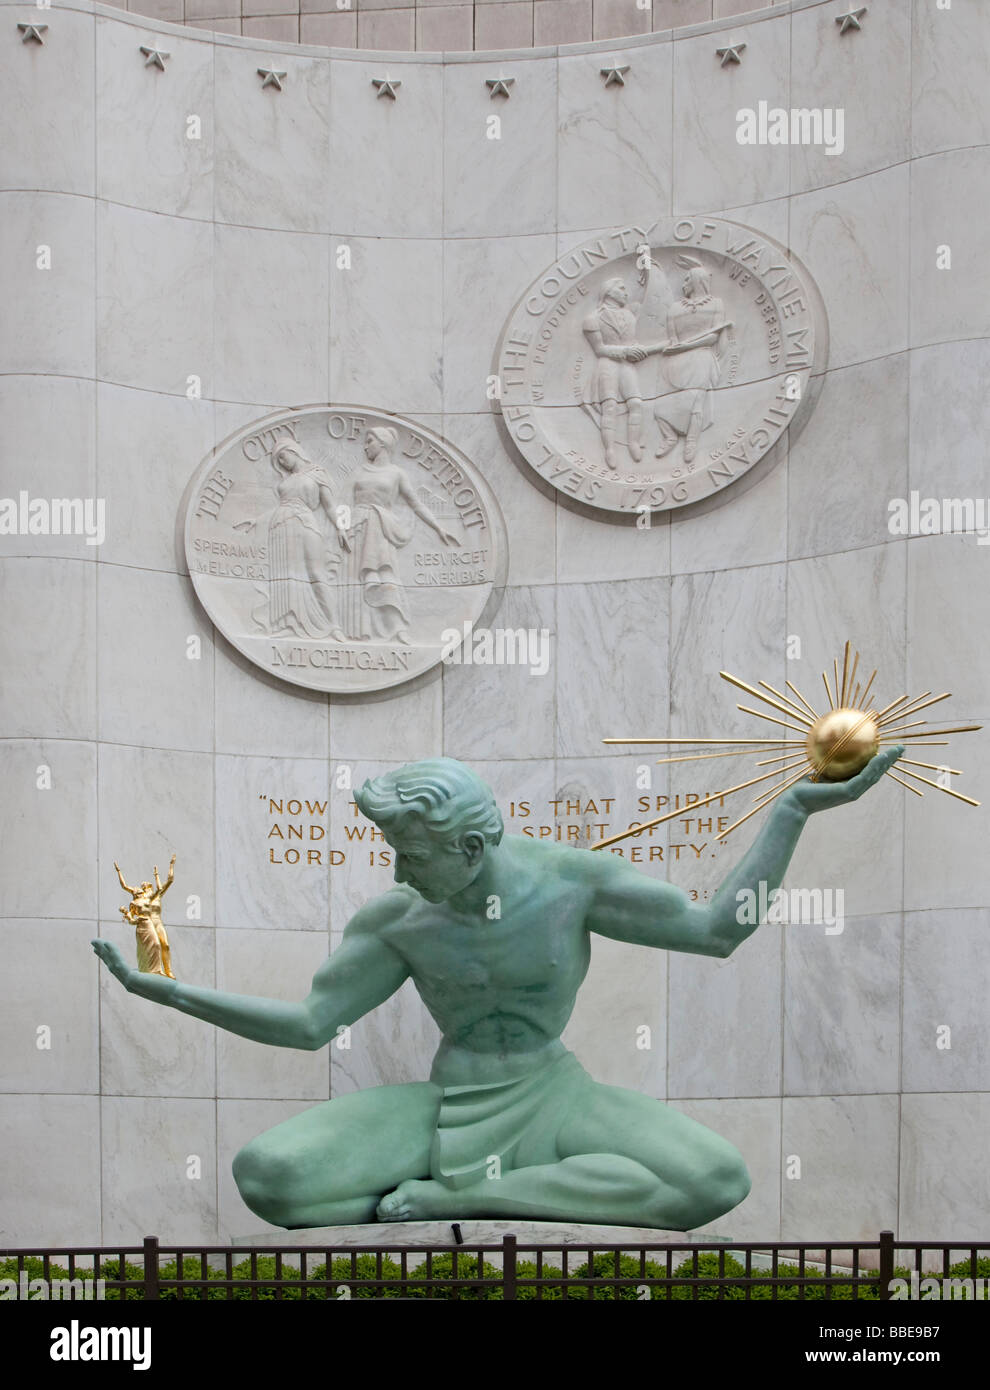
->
[[232, 1074, 751, 1231]]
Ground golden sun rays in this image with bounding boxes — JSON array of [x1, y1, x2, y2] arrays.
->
[[591, 642, 982, 853]]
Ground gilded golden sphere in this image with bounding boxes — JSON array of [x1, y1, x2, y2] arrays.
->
[[806, 708, 879, 782]]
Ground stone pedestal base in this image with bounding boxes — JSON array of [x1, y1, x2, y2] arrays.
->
[[233, 1220, 710, 1249]]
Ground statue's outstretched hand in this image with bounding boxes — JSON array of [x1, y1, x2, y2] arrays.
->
[[782, 745, 904, 816], [92, 939, 135, 991]]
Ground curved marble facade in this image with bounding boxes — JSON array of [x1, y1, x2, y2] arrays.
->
[[1, 0, 989, 1246]]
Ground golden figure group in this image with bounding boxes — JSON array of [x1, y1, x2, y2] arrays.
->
[[114, 855, 177, 980]]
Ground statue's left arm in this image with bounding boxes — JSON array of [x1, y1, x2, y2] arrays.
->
[[585, 747, 902, 958]]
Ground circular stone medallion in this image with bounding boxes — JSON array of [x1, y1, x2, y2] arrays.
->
[[184, 405, 504, 694], [495, 216, 827, 515]]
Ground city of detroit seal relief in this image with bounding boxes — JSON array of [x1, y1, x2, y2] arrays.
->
[[184, 406, 506, 694], [494, 216, 828, 516]]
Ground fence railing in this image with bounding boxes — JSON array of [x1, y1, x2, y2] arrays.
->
[[2, 1233, 988, 1300]]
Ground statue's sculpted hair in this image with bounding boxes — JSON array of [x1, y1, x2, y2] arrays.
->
[[355, 758, 504, 847]]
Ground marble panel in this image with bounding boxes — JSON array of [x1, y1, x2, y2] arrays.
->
[[535, 0, 592, 47], [902, 714, 990, 914], [300, 11, 358, 44], [0, 1095, 101, 1246], [670, 560, 786, 738], [215, 636, 329, 759], [328, 672, 441, 763], [654, 0, 710, 25], [96, 18, 214, 219], [101, 1096, 219, 1243], [902, 909, 990, 1094], [899, 1092, 990, 1239], [787, 354, 909, 561], [357, 7, 416, 49], [911, 0, 990, 158], [910, 147, 990, 349], [0, 192, 95, 378], [667, 922, 783, 1098], [789, 164, 909, 371], [907, 531, 990, 718], [329, 236, 443, 414], [442, 584, 557, 760], [242, 0, 297, 15], [783, 912, 902, 1097], [330, 976, 443, 1094], [669, 442, 787, 576], [0, 920, 99, 1095], [784, 546, 907, 921], [474, 2, 534, 50], [551, 751, 665, 860], [96, 201, 213, 396], [0, 740, 97, 920], [216, 927, 331, 1098], [593, 0, 651, 41], [909, 340, 990, 507], [562, 929, 667, 1096], [790, 0, 911, 195], [241, 17, 300, 41], [669, 1097, 780, 1240], [442, 58, 556, 237], [672, 12, 790, 215], [98, 743, 215, 926], [0, 558, 96, 740], [417, 4, 474, 51], [97, 565, 214, 751], [96, 383, 215, 576], [217, 1097, 317, 1237], [213, 222, 329, 405], [780, 1094, 899, 1241], [98, 919, 217, 1097], [0, 376, 97, 561], [215, 753, 331, 931], [214, 45, 330, 233], [2, 7, 95, 196], [443, 232, 556, 414], [557, 39, 672, 234], [327, 57, 443, 238], [556, 577, 669, 758], [441, 411, 556, 588]]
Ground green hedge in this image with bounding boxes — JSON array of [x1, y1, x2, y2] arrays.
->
[[3, 1252, 988, 1301]]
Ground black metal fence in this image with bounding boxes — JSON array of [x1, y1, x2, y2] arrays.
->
[[2, 1232, 988, 1300]]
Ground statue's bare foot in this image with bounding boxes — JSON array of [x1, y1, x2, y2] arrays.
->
[[376, 1179, 457, 1222]]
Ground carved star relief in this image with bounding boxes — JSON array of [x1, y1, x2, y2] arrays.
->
[[716, 44, 747, 67], [257, 66, 286, 90], [140, 46, 170, 71], [17, 23, 48, 44], [600, 65, 630, 87], [486, 76, 514, 98], [835, 7, 867, 34], [372, 76, 401, 99]]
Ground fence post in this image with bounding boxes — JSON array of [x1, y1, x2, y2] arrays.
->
[[503, 1235, 517, 1301], [143, 1236, 160, 1301], [878, 1230, 894, 1300]]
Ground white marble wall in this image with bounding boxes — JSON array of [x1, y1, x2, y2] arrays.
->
[[1, 0, 988, 1249]]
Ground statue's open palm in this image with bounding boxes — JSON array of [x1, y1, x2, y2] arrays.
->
[[784, 745, 903, 815]]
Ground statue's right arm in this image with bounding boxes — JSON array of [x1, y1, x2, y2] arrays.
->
[[90, 894, 411, 1051]]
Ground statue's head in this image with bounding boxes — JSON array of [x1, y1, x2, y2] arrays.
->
[[364, 426, 398, 462], [601, 277, 628, 307], [354, 758, 503, 903]]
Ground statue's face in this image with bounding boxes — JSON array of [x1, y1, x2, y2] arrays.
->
[[386, 819, 483, 903], [606, 282, 628, 306], [363, 433, 381, 461]]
